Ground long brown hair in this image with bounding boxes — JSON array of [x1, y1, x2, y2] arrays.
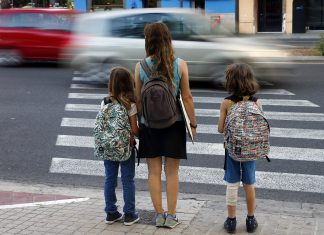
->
[[144, 22, 175, 86], [108, 67, 135, 110], [224, 63, 259, 96]]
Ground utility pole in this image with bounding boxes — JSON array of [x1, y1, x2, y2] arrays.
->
[[180, 0, 183, 8], [235, 0, 239, 34]]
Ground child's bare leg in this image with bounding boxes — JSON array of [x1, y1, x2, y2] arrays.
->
[[226, 182, 240, 218], [243, 184, 256, 216], [227, 205, 236, 218]]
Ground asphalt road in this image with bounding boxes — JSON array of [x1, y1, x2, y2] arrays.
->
[[0, 62, 324, 204]]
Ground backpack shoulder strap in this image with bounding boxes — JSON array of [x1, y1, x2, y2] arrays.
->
[[140, 59, 152, 79], [103, 97, 110, 105], [249, 96, 258, 102]]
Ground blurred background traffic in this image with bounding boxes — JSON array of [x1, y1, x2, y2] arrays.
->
[[1, 0, 323, 84]]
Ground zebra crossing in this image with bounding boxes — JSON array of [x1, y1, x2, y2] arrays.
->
[[49, 79, 324, 195]]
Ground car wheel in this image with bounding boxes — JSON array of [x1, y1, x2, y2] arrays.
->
[[73, 62, 120, 84], [210, 63, 227, 86], [0, 49, 22, 66], [99, 63, 121, 84]]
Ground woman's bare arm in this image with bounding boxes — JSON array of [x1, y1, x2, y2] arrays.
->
[[134, 62, 142, 120], [179, 59, 197, 138]]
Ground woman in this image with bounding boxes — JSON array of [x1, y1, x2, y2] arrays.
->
[[134, 22, 196, 229]]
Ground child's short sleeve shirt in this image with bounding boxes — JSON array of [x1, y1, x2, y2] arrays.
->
[[128, 103, 137, 117], [100, 100, 137, 117]]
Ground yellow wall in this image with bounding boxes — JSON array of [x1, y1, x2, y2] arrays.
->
[[285, 0, 293, 33], [238, 0, 256, 34]]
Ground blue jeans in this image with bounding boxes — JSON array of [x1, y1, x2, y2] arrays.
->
[[223, 149, 256, 184], [104, 152, 136, 215]]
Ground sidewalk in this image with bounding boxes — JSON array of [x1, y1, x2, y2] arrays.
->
[[238, 29, 323, 39], [0, 180, 323, 235]]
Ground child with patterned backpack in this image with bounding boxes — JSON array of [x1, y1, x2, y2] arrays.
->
[[218, 63, 270, 234], [93, 67, 140, 226]]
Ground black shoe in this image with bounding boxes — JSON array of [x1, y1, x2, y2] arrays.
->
[[224, 217, 236, 234], [123, 213, 140, 226], [246, 216, 258, 233], [105, 211, 123, 224]]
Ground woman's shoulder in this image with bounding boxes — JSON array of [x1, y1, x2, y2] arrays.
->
[[176, 57, 186, 64], [176, 58, 187, 72]]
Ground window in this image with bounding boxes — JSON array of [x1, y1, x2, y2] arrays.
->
[[162, 13, 211, 40], [111, 13, 166, 38], [0, 13, 72, 31]]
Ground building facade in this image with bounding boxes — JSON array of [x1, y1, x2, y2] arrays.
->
[[73, 0, 323, 34], [125, 0, 324, 33], [238, 0, 323, 34]]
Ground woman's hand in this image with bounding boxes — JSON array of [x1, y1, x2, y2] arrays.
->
[[191, 126, 197, 139]]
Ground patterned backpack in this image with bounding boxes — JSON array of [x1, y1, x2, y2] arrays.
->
[[93, 97, 132, 161], [224, 96, 270, 162]]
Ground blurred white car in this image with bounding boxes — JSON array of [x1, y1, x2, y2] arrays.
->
[[65, 8, 292, 84]]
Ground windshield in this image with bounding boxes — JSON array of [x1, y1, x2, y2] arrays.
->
[[0, 12, 73, 31], [164, 12, 234, 38]]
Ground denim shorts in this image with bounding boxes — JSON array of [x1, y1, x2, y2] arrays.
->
[[223, 150, 256, 185]]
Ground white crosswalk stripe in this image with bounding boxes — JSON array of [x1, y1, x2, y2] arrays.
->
[[182, 88, 295, 95], [72, 76, 92, 82], [49, 158, 324, 194], [70, 84, 105, 89], [68, 93, 318, 107], [61, 118, 324, 140], [70, 84, 295, 95], [55, 135, 324, 162], [64, 104, 324, 121], [49, 85, 324, 194]]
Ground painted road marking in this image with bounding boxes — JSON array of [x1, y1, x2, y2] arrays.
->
[[69, 84, 294, 95], [72, 76, 91, 82], [0, 198, 89, 210], [67, 93, 317, 107], [56, 135, 324, 162], [61, 118, 324, 140], [193, 97, 317, 107], [70, 84, 105, 90], [195, 109, 324, 121], [49, 158, 324, 194], [190, 89, 294, 95], [64, 104, 324, 122]]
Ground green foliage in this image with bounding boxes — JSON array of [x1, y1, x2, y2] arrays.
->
[[316, 33, 324, 56]]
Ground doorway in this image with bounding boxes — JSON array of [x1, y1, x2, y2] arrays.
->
[[258, 0, 283, 32], [142, 0, 157, 8], [191, 0, 205, 10], [306, 0, 324, 30]]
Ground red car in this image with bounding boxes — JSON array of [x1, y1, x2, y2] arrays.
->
[[0, 8, 75, 65]]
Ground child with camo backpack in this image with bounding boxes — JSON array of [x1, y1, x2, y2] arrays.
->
[[218, 63, 262, 233], [95, 67, 140, 226]]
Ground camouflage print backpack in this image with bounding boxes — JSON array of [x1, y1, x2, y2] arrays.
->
[[224, 96, 270, 162], [93, 97, 132, 161]]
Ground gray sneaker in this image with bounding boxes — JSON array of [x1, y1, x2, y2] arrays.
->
[[164, 214, 181, 229], [155, 213, 166, 227]]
